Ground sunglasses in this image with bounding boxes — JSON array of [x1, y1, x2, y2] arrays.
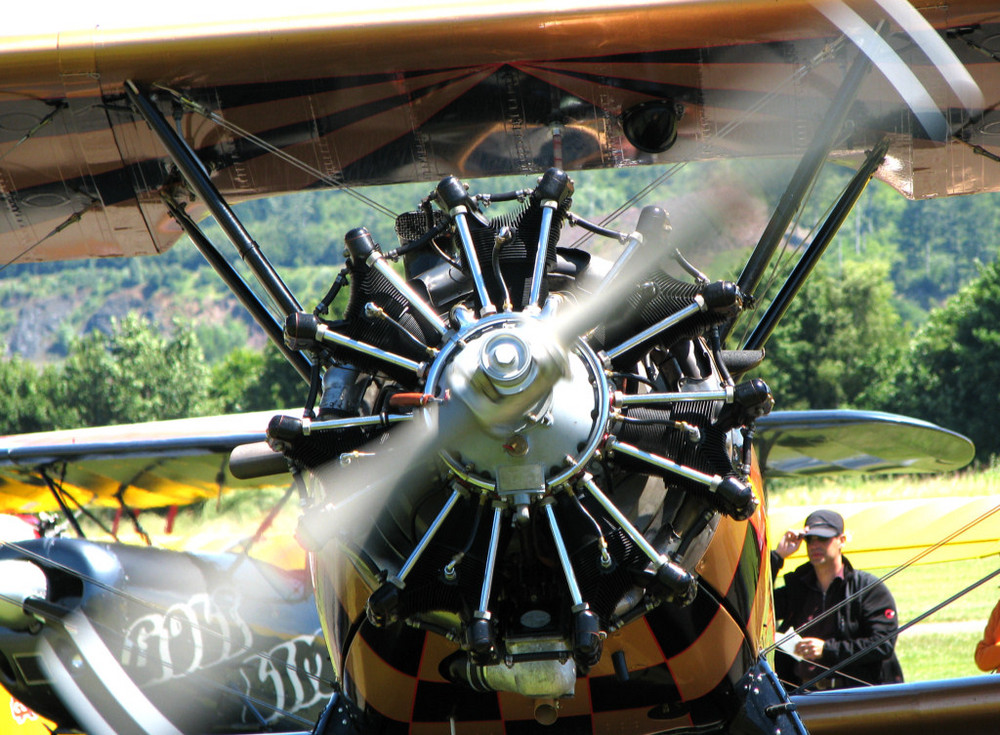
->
[[802, 534, 836, 544]]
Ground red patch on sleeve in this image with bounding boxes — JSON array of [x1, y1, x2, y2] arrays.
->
[[884, 609, 895, 619]]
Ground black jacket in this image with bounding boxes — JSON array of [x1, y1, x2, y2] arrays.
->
[[771, 551, 903, 689]]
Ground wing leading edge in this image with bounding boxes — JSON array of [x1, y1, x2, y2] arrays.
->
[[755, 409, 975, 477], [759, 410, 985, 568], [0, 411, 293, 513]]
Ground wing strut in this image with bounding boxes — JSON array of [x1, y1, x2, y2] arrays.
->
[[40, 469, 86, 539], [162, 194, 312, 382], [733, 21, 884, 318], [125, 81, 311, 374], [741, 137, 890, 352]]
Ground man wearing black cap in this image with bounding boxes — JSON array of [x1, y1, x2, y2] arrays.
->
[[772, 509, 903, 690]]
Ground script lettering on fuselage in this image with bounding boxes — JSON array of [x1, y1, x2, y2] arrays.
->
[[120, 591, 253, 685], [119, 591, 333, 724], [239, 630, 334, 724]]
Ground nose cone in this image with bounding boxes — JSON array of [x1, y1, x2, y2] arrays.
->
[[480, 332, 532, 392], [0, 560, 47, 630]]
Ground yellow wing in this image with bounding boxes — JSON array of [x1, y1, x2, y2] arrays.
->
[[770, 496, 1000, 569], [0, 411, 292, 513]]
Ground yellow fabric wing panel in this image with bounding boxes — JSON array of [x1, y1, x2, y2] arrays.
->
[[0, 411, 293, 513], [769, 497, 1000, 569]]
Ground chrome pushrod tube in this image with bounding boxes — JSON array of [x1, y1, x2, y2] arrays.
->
[[617, 387, 735, 405], [477, 504, 504, 613], [397, 488, 462, 584], [579, 475, 665, 566], [315, 324, 424, 375], [607, 438, 721, 490], [595, 231, 642, 295], [528, 202, 557, 308], [302, 414, 412, 434], [452, 208, 496, 315], [366, 252, 448, 339], [604, 296, 705, 360], [542, 499, 584, 605]]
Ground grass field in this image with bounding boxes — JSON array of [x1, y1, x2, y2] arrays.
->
[[876, 557, 995, 681], [769, 467, 1000, 681]]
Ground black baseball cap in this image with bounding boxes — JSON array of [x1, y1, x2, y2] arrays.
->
[[803, 509, 844, 538]]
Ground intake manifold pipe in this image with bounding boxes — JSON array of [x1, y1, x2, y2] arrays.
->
[[527, 168, 573, 309], [284, 311, 426, 376], [344, 227, 448, 340], [596, 205, 671, 295]]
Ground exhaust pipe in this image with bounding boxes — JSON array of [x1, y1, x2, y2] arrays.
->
[[534, 697, 558, 726]]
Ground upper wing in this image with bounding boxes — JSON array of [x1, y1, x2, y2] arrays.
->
[[3, 0, 1000, 264], [755, 409, 975, 477], [0, 410, 291, 513]]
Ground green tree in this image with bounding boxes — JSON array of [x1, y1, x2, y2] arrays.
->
[[893, 194, 1000, 310], [0, 357, 61, 434], [875, 258, 1000, 463], [211, 347, 266, 413], [211, 343, 306, 413], [254, 345, 309, 409], [752, 259, 906, 411], [57, 314, 219, 428]]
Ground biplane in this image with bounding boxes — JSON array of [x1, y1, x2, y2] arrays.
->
[[0, 411, 334, 734], [0, 405, 981, 735], [2, 1, 1000, 734]]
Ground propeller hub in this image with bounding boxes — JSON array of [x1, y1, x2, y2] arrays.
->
[[426, 313, 610, 492], [479, 332, 533, 394]]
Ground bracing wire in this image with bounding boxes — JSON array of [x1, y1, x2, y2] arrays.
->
[[790, 563, 1000, 694], [734, 167, 836, 348], [152, 84, 398, 221]]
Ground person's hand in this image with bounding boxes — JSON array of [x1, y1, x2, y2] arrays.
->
[[775, 529, 803, 559], [795, 637, 825, 661]]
